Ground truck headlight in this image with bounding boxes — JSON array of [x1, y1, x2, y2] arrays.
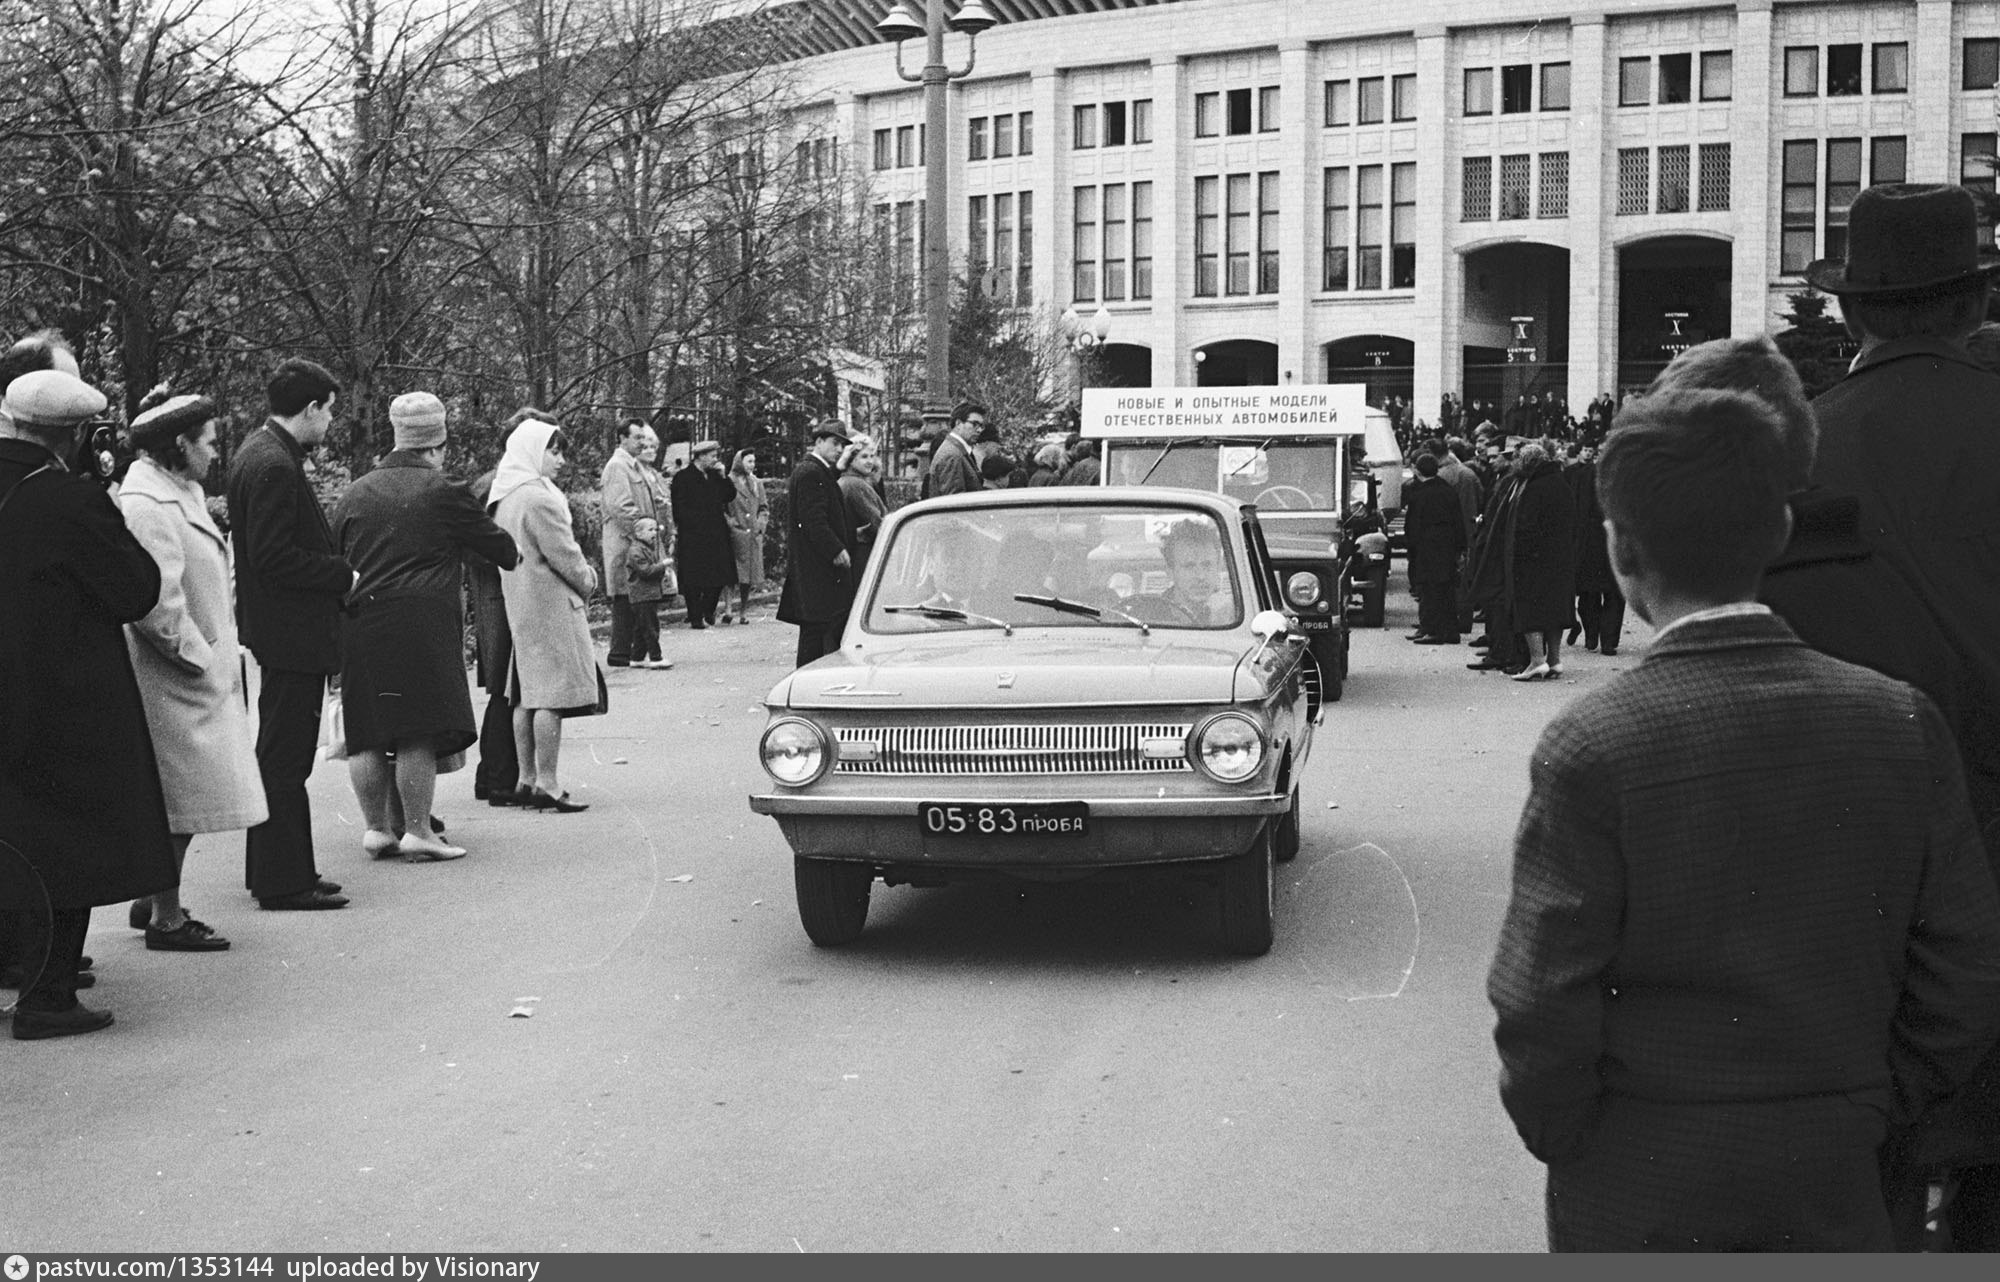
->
[[1284, 571, 1322, 607], [761, 718, 830, 785], [1191, 712, 1265, 783]]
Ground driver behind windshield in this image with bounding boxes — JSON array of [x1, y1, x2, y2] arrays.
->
[[918, 520, 994, 612], [1158, 519, 1233, 625]]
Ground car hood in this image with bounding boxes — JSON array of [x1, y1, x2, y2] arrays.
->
[[771, 632, 1264, 710]]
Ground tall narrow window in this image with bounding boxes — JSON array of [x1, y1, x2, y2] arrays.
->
[[1658, 144, 1691, 213], [873, 129, 892, 170], [1324, 80, 1351, 126], [1017, 192, 1034, 304], [1257, 172, 1281, 294], [1540, 62, 1571, 111], [1390, 162, 1415, 288], [1357, 78, 1384, 125], [1781, 140, 1818, 271], [1538, 151, 1569, 218], [1258, 86, 1281, 132], [969, 117, 989, 161], [993, 193, 1015, 303], [1131, 183, 1153, 300], [1227, 88, 1254, 135], [896, 125, 916, 167], [1102, 183, 1129, 301], [1697, 143, 1731, 211], [1464, 67, 1492, 116], [1194, 176, 1220, 296], [1871, 136, 1907, 185], [1617, 148, 1650, 215], [1018, 112, 1034, 154], [1700, 51, 1733, 101], [994, 113, 1015, 158], [1619, 57, 1651, 106], [1499, 154, 1530, 219], [1962, 134, 1996, 248], [1967, 39, 2000, 91], [1225, 173, 1253, 295], [1072, 186, 1098, 303], [1392, 74, 1416, 122], [1074, 104, 1099, 149], [1659, 53, 1692, 104], [1195, 92, 1220, 138], [1323, 167, 1351, 289], [895, 200, 916, 300], [1356, 164, 1384, 290], [1500, 64, 1532, 113], [1872, 43, 1908, 94], [1785, 47, 1819, 96], [968, 195, 989, 272], [1132, 99, 1153, 144], [1103, 101, 1128, 147], [1824, 138, 1862, 259], [1461, 155, 1492, 221]]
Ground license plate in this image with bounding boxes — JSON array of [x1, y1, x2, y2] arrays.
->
[[919, 801, 1089, 838]]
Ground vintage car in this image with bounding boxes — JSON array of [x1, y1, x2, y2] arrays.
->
[[748, 487, 1324, 956]]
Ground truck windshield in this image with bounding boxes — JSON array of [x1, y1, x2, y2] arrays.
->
[[1105, 439, 1342, 511]]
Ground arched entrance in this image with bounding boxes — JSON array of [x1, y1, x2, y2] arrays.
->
[[1617, 236, 1731, 393], [1085, 342, 1153, 389], [1459, 243, 1570, 423], [1324, 336, 1414, 409], [1195, 339, 1278, 387]]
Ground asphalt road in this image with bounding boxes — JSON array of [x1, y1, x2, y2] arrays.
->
[[4, 578, 1655, 1252]]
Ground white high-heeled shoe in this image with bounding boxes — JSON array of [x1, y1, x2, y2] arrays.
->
[[362, 829, 401, 859], [1511, 661, 1552, 682]]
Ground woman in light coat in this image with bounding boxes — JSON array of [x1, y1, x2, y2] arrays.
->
[[491, 419, 599, 812], [118, 390, 267, 952], [723, 448, 767, 623]]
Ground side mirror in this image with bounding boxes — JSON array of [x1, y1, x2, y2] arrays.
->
[[1250, 609, 1290, 642]]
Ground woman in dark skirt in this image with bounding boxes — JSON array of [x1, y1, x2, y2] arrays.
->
[[331, 393, 518, 861]]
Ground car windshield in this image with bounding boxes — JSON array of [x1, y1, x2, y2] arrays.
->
[[863, 504, 1244, 634], [1104, 439, 1342, 511]]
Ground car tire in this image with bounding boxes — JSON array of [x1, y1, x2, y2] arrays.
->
[[795, 857, 872, 946], [1220, 826, 1275, 956], [1274, 788, 1301, 864], [1323, 635, 1347, 702]]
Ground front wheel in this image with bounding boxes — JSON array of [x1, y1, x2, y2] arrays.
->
[[1220, 826, 1275, 956], [795, 857, 872, 946]]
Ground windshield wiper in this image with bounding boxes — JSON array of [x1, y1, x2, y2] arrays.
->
[[883, 604, 1012, 634], [1012, 593, 1150, 637]]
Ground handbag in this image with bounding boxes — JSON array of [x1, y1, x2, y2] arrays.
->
[[317, 689, 348, 761]]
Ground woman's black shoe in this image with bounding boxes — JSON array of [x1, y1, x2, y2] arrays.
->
[[528, 789, 589, 813], [146, 917, 231, 952]]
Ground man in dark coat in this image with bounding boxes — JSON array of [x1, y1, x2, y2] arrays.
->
[[1505, 442, 1577, 679], [671, 440, 736, 629], [0, 367, 178, 1038], [227, 358, 353, 911], [777, 421, 859, 668], [1800, 182, 2000, 1249], [1490, 389, 2000, 1251], [1402, 454, 1465, 644], [920, 401, 986, 498]]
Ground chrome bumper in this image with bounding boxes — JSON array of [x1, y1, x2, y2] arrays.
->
[[748, 793, 1288, 817]]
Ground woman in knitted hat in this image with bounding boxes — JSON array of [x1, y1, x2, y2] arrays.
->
[[330, 392, 520, 858], [116, 387, 268, 952]]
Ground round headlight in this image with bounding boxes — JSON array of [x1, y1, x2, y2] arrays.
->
[[1284, 571, 1322, 607], [761, 718, 829, 786], [1192, 712, 1265, 783]]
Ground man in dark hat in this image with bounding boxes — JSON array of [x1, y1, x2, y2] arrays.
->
[[1804, 182, 2000, 1250], [776, 420, 858, 667]]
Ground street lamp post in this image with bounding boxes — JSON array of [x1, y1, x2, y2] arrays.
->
[[876, 1, 995, 448], [1061, 303, 1113, 403]]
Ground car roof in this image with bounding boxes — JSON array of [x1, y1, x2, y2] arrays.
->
[[892, 486, 1253, 520]]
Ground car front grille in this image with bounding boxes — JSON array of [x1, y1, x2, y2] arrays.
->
[[833, 723, 1193, 776]]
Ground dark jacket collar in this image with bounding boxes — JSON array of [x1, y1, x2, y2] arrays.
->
[[0, 435, 64, 470], [1643, 610, 1804, 661], [1847, 335, 1988, 380], [261, 418, 307, 463]]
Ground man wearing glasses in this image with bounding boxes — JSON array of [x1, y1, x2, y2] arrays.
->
[[920, 401, 987, 499]]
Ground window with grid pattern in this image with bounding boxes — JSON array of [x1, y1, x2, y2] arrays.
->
[[1194, 176, 1220, 296], [1323, 167, 1350, 289], [1658, 145, 1690, 213], [1538, 152, 1569, 218], [1130, 183, 1151, 300], [968, 196, 988, 272], [1498, 154, 1530, 219], [1781, 140, 1817, 271], [1225, 173, 1253, 294], [1257, 173, 1281, 293], [1462, 156, 1492, 221], [1697, 143, 1730, 211], [993, 193, 1014, 303], [1390, 163, 1415, 288], [1103, 184, 1129, 301], [1017, 192, 1034, 303], [1824, 138, 1861, 260], [1072, 186, 1098, 303], [1617, 148, 1650, 215], [1356, 165, 1384, 289]]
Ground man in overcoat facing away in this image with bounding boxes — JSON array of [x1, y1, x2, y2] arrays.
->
[[1802, 181, 2000, 1249], [778, 420, 858, 668], [0, 366, 179, 1038], [226, 359, 353, 911]]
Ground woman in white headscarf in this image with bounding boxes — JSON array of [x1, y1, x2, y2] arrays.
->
[[489, 419, 599, 813]]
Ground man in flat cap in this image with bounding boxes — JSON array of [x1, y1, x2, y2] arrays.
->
[[1804, 182, 2000, 1249], [670, 439, 735, 630], [0, 365, 178, 1038], [777, 419, 859, 667]]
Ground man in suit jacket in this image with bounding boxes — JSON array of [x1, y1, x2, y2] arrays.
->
[[226, 358, 353, 911], [777, 420, 858, 667], [598, 420, 649, 666], [920, 401, 985, 499], [1401, 453, 1465, 644], [1489, 389, 2000, 1251]]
